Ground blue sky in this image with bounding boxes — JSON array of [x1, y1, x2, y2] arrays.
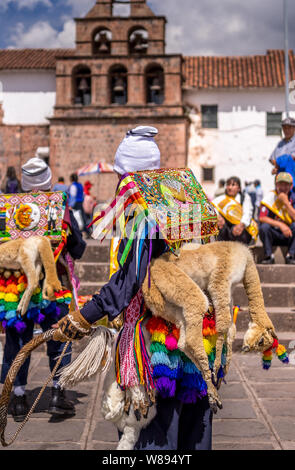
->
[[0, 0, 294, 56]]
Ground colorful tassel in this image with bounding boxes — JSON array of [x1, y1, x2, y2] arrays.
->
[[262, 338, 289, 369], [146, 309, 227, 404], [0, 271, 72, 332]]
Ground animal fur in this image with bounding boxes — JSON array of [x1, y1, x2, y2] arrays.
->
[[101, 318, 156, 451], [0, 236, 62, 316], [142, 241, 277, 412]]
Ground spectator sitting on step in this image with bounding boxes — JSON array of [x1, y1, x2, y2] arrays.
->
[[259, 172, 295, 265], [212, 176, 258, 245]]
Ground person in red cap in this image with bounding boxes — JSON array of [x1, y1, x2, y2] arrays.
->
[[83, 181, 96, 234]]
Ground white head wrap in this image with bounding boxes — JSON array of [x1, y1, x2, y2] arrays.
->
[[21, 157, 52, 192], [113, 126, 161, 175]]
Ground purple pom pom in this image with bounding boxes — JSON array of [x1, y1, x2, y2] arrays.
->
[[14, 321, 27, 334], [36, 313, 45, 324], [156, 377, 176, 398]]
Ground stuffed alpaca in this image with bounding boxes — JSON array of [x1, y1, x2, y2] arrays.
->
[[142, 241, 277, 412], [0, 236, 62, 316]]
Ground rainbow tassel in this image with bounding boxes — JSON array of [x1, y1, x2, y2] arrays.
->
[[262, 339, 289, 369], [0, 271, 72, 332], [146, 309, 228, 404]]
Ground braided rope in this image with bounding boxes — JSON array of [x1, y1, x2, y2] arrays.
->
[[0, 329, 70, 447]]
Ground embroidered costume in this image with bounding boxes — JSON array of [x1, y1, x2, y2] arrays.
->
[[0, 156, 86, 422]]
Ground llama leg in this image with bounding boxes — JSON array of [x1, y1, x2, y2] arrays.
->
[[150, 260, 222, 412], [223, 323, 236, 380], [116, 425, 140, 451], [208, 279, 232, 385], [17, 254, 39, 316]]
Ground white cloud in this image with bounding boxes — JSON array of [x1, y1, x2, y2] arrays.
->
[[0, 0, 52, 10], [66, 0, 94, 17], [8, 19, 75, 48]]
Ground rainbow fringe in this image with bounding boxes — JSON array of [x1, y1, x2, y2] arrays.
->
[[0, 272, 72, 333], [262, 338, 289, 370], [146, 306, 226, 404]]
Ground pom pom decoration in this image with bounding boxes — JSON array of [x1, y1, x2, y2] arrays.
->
[[145, 306, 227, 404], [0, 270, 72, 332], [262, 338, 289, 370]]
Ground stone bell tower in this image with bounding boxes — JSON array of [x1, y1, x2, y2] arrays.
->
[[50, 0, 188, 201]]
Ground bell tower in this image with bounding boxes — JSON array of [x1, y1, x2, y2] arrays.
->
[[51, 0, 188, 200]]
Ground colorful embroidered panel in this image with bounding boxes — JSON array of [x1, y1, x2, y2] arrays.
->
[[129, 168, 218, 242], [0, 192, 67, 244]]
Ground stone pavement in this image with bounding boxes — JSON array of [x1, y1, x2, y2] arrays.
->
[[1, 350, 295, 451]]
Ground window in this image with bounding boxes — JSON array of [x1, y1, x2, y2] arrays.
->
[[146, 65, 164, 105], [73, 66, 92, 106], [92, 28, 112, 55], [110, 66, 128, 105], [129, 27, 148, 54], [202, 167, 214, 182], [201, 105, 218, 128], [267, 112, 282, 136]]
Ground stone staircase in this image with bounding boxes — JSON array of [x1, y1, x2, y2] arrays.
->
[[76, 242, 295, 350]]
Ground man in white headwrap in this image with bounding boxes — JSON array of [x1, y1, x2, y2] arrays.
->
[[53, 126, 213, 451], [1, 155, 86, 422], [21, 156, 52, 192], [113, 126, 160, 175]]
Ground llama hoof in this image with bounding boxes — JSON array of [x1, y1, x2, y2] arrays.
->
[[134, 408, 141, 422], [124, 399, 131, 416], [208, 393, 223, 414], [142, 407, 149, 419], [211, 371, 218, 387]]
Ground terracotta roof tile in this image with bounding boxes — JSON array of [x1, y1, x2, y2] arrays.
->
[[0, 49, 74, 70], [1, 48, 294, 89], [183, 50, 295, 88]]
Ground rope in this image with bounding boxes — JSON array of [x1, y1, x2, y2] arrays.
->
[[0, 329, 70, 447]]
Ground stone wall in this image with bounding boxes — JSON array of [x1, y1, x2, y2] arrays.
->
[[0, 124, 49, 184], [50, 117, 188, 201]]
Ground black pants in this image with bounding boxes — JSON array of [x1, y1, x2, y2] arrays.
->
[[259, 222, 295, 257], [0, 303, 71, 387], [134, 396, 212, 450], [218, 220, 252, 245]]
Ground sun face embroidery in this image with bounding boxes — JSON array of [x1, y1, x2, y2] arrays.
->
[[14, 203, 41, 231]]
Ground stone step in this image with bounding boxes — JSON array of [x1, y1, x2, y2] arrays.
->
[[256, 265, 295, 284], [233, 283, 295, 308], [235, 307, 295, 332], [81, 241, 110, 263], [75, 261, 295, 285], [75, 262, 109, 282]]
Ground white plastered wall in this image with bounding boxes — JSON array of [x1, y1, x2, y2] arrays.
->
[[0, 70, 56, 125], [185, 88, 295, 199]]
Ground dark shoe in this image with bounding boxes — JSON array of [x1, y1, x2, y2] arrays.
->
[[11, 394, 29, 422], [261, 256, 275, 265], [48, 387, 75, 416], [286, 254, 295, 265]]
